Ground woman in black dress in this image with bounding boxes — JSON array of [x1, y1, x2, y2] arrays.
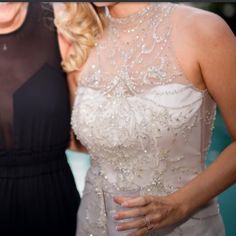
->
[[0, 2, 80, 236]]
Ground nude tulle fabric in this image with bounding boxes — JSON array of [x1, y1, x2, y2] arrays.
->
[[72, 3, 225, 235]]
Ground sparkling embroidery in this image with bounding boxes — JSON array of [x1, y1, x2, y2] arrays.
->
[[72, 3, 217, 236]]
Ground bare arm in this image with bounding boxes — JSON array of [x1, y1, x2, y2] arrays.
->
[[115, 8, 236, 235], [173, 11, 236, 216]]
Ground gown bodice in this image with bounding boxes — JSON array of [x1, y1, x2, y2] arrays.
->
[[72, 3, 220, 235], [72, 3, 216, 194]]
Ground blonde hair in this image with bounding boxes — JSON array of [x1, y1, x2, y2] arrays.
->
[[55, 3, 105, 72]]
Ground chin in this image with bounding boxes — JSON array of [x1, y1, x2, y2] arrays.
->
[[0, 2, 24, 24], [93, 2, 117, 7]]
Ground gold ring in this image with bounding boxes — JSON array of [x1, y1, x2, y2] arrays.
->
[[144, 216, 153, 231]]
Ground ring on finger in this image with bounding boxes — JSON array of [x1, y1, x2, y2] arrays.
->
[[144, 215, 153, 231]]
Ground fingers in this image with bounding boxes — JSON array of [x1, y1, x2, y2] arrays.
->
[[114, 206, 148, 220], [117, 195, 153, 208], [116, 212, 163, 232], [116, 213, 161, 231], [114, 196, 136, 205], [116, 216, 147, 231], [151, 213, 162, 223], [112, 194, 181, 236]]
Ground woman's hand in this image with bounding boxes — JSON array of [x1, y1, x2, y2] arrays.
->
[[113, 194, 187, 236]]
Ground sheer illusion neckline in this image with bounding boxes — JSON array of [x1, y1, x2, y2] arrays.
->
[[106, 3, 159, 26]]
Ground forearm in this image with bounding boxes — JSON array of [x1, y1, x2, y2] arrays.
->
[[68, 130, 88, 153], [172, 141, 236, 216]]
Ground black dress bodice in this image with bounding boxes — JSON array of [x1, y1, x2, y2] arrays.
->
[[0, 3, 70, 153]]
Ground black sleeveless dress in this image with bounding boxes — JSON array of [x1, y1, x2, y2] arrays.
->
[[0, 3, 80, 236]]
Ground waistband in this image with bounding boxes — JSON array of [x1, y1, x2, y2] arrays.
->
[[0, 148, 69, 178]]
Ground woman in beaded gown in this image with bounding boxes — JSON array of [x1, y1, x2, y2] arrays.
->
[[57, 2, 236, 236]]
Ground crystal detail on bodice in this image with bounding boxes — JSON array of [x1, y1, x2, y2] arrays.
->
[[72, 3, 217, 235]]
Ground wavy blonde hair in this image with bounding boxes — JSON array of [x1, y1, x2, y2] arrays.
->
[[55, 3, 105, 72]]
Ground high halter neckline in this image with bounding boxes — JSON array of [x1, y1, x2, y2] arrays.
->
[[106, 3, 158, 26]]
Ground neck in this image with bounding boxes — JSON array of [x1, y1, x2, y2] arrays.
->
[[0, 3, 28, 34], [108, 3, 149, 18]]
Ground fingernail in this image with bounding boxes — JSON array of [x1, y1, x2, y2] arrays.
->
[[116, 225, 121, 231], [121, 201, 128, 207], [113, 214, 119, 220]]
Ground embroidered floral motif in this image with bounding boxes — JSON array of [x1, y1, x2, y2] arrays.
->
[[72, 3, 216, 235]]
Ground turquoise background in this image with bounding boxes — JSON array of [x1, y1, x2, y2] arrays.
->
[[66, 108, 236, 235], [206, 108, 236, 236]]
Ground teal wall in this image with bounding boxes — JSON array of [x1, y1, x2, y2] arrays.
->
[[207, 108, 236, 236], [66, 108, 236, 235]]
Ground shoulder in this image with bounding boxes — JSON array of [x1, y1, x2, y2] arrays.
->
[[172, 4, 235, 48]]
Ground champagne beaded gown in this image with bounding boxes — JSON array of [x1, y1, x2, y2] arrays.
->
[[72, 3, 225, 236]]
